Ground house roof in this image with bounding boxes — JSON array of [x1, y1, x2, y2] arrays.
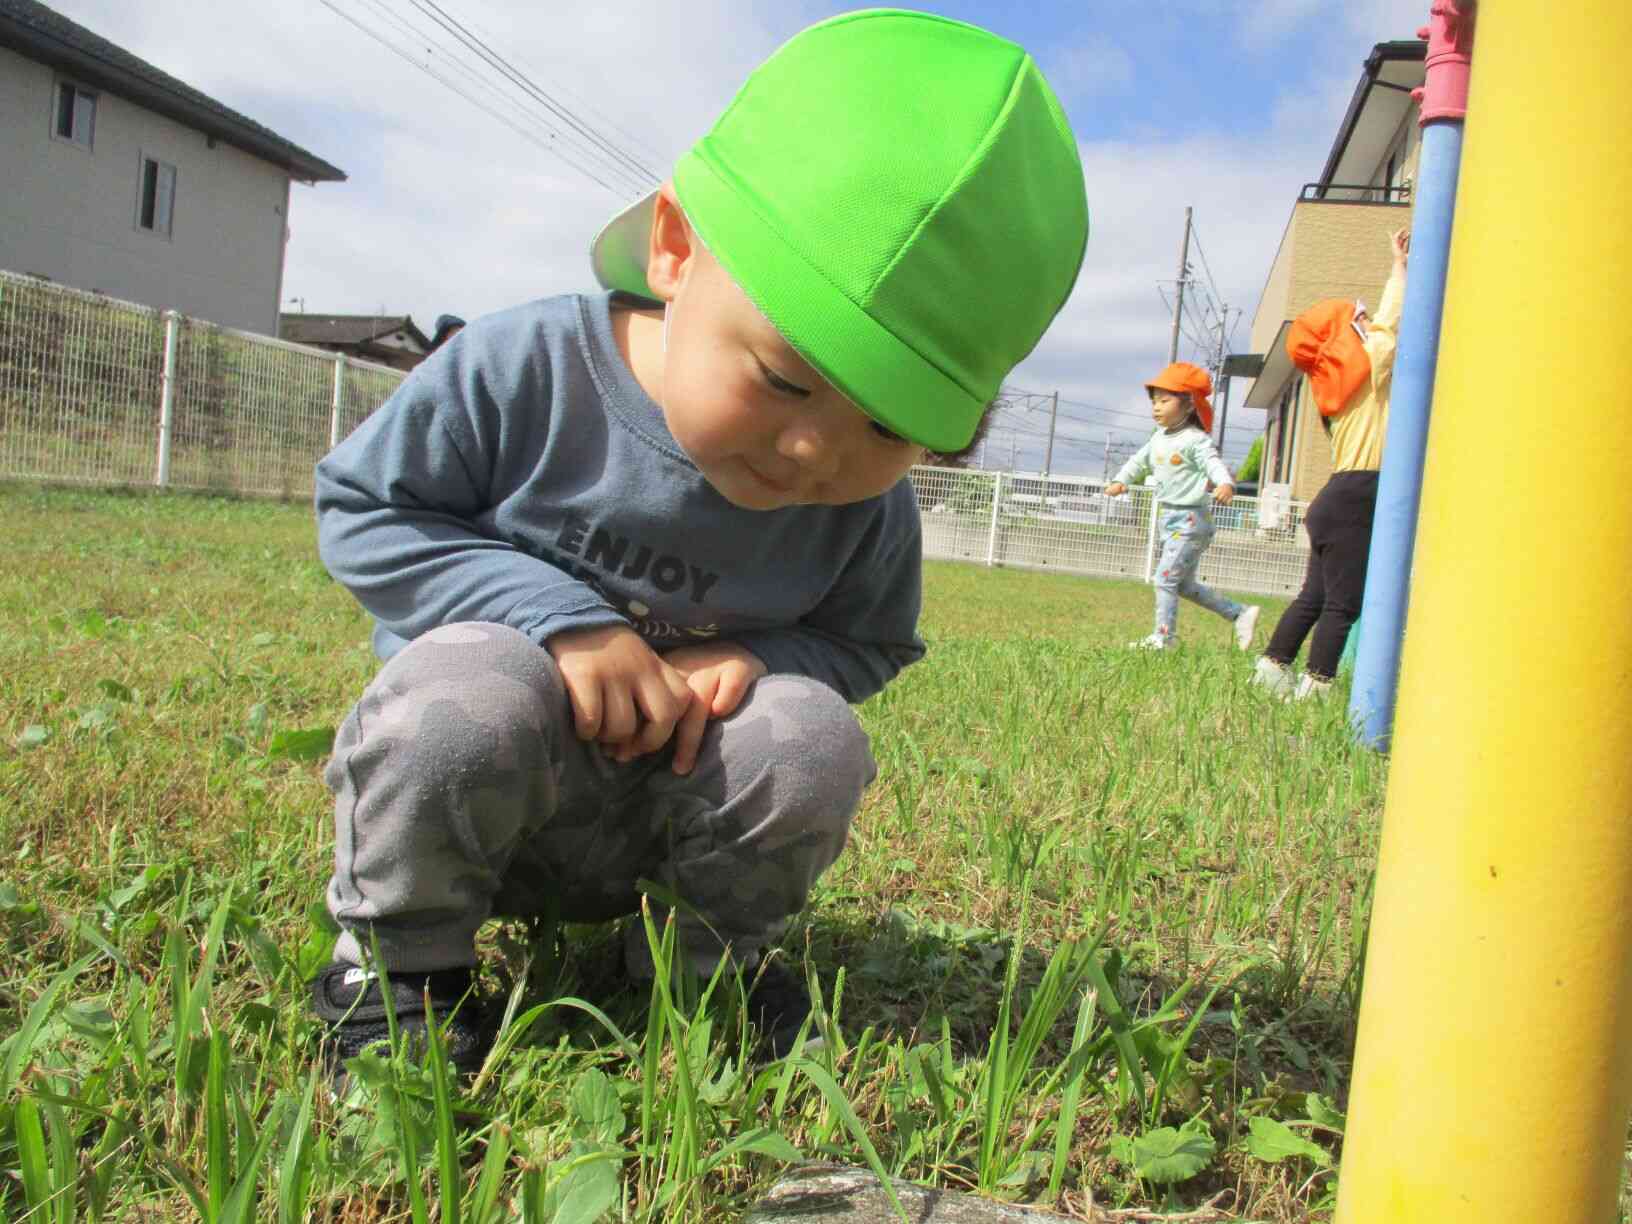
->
[[1316, 40, 1427, 197], [0, 0, 345, 183], [279, 314, 431, 350]]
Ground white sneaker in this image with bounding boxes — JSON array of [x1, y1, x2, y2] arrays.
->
[[1233, 605, 1261, 651], [1294, 674, 1332, 701], [1252, 656, 1294, 696], [1128, 634, 1173, 651]]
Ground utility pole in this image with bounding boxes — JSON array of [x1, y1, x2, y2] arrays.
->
[[1007, 431, 1017, 473], [1103, 436, 1112, 480], [1168, 205, 1193, 364], [1042, 391, 1058, 480]]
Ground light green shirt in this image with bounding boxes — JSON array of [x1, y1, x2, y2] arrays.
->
[[1115, 425, 1233, 507]]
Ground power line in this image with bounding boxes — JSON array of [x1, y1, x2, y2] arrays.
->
[[347, 0, 651, 196], [407, 0, 663, 190], [316, 0, 657, 198]]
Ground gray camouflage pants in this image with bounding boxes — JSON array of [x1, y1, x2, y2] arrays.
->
[[323, 622, 873, 976]]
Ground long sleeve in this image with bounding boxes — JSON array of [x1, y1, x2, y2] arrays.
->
[[1364, 263, 1406, 387], [1114, 438, 1154, 486], [730, 484, 925, 703], [314, 335, 627, 652], [1194, 435, 1233, 486]]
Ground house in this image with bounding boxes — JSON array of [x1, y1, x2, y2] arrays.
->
[[278, 314, 431, 372], [0, 0, 345, 335], [1237, 39, 1425, 502]]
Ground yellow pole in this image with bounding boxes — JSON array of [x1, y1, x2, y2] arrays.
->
[[1335, 2, 1632, 1219]]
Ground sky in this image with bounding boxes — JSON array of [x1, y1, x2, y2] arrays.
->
[[45, 0, 1430, 475]]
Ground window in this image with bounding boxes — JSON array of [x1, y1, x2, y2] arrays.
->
[[137, 156, 176, 236], [53, 81, 96, 148]]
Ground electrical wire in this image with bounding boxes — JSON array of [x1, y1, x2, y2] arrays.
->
[[406, 0, 663, 190], [315, 0, 656, 198]]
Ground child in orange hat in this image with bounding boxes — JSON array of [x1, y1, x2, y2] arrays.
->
[[1254, 228, 1408, 699], [1106, 362, 1260, 651]]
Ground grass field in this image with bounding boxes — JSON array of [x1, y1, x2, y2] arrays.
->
[[0, 483, 1397, 1222]]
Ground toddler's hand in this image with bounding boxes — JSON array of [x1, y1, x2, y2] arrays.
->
[[1213, 483, 1235, 505], [660, 643, 769, 775], [547, 624, 694, 763], [1105, 482, 1128, 497]]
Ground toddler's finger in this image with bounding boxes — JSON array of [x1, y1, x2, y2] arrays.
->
[[671, 693, 711, 775], [712, 668, 751, 717], [598, 686, 638, 746], [564, 673, 603, 740]]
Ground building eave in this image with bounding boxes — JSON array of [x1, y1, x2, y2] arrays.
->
[[0, 4, 346, 182], [1316, 39, 1426, 193]]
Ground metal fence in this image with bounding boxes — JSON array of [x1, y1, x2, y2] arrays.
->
[[908, 466, 1310, 597], [0, 269, 404, 499], [0, 268, 1309, 595]]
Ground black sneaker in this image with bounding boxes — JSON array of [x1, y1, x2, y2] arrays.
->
[[310, 961, 493, 1077], [746, 960, 825, 1059]]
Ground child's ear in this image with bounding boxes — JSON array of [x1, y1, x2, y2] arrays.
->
[[645, 182, 694, 304]]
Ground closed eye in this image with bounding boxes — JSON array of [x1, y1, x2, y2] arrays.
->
[[756, 356, 810, 399], [870, 419, 910, 444]]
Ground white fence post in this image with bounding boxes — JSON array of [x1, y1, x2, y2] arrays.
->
[[153, 309, 179, 488], [986, 471, 1004, 567], [329, 353, 347, 450], [1143, 489, 1160, 583]]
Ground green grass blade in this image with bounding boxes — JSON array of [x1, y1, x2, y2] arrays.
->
[[790, 1059, 908, 1224], [219, 1098, 286, 1224], [468, 1123, 512, 1224], [277, 1072, 320, 1224], [1080, 953, 1144, 1116], [15, 1094, 53, 1213], [206, 1028, 231, 1219], [424, 989, 463, 1224], [1, 953, 95, 1098], [1048, 985, 1100, 1201]]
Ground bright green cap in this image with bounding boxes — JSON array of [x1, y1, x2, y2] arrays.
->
[[590, 8, 1088, 452]]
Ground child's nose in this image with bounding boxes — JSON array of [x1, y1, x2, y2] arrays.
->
[[778, 418, 844, 478]]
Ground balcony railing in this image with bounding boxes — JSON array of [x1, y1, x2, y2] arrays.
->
[[1300, 181, 1413, 204]]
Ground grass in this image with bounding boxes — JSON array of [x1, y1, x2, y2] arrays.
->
[[0, 482, 1395, 1221]]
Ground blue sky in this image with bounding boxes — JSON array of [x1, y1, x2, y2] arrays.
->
[[48, 0, 1428, 473]]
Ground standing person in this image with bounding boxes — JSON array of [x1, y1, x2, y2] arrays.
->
[[305, 9, 1089, 1075], [1254, 229, 1409, 698], [1106, 362, 1260, 651]]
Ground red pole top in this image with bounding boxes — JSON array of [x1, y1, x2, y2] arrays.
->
[[1413, 0, 1476, 124]]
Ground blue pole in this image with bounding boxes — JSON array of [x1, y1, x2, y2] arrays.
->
[[1349, 117, 1464, 748]]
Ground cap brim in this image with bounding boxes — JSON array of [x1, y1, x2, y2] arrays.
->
[[590, 191, 659, 298]]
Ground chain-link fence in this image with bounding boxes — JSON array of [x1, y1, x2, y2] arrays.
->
[[909, 466, 1310, 597], [0, 269, 404, 499], [0, 269, 1309, 595]]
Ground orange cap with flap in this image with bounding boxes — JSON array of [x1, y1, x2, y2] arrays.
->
[[1286, 300, 1372, 417], [1145, 361, 1214, 432]]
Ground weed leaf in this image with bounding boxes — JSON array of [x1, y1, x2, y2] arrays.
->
[[1110, 1122, 1216, 1184], [1246, 1115, 1331, 1166], [268, 726, 335, 761]]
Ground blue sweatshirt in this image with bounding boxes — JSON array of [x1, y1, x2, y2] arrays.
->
[[314, 292, 925, 703]]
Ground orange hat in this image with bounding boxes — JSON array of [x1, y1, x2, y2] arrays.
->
[[1145, 362, 1214, 432], [1286, 300, 1372, 417]]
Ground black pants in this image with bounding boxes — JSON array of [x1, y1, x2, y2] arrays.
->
[[1264, 470, 1379, 680]]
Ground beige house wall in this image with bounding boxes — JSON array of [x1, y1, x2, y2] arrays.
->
[[1250, 215, 1297, 358], [1291, 379, 1334, 499], [0, 45, 293, 334]]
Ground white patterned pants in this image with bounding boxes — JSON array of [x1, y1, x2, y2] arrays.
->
[[1152, 506, 1244, 641]]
